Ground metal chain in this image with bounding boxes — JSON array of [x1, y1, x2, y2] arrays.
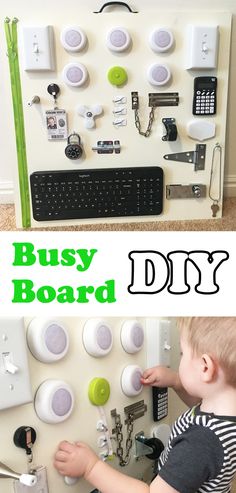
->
[[112, 413, 134, 466], [134, 107, 155, 137]]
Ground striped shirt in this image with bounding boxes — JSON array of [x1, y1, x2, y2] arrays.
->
[[157, 405, 236, 493]]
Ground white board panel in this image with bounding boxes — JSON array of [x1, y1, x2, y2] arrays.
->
[[5, 9, 232, 227]]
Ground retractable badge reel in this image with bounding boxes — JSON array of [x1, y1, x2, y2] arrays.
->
[[46, 83, 68, 140]]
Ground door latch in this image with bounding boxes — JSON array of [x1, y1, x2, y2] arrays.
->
[[166, 184, 207, 199], [92, 140, 121, 154]]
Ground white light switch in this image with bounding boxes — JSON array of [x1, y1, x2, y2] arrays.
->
[[186, 25, 219, 69], [21, 26, 55, 71], [146, 319, 172, 367], [0, 317, 32, 410]]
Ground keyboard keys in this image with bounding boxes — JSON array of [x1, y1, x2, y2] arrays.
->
[[30, 167, 163, 221]]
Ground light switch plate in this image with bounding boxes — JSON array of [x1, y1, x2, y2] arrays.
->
[[186, 25, 219, 69], [146, 319, 171, 367], [0, 317, 32, 410], [21, 26, 55, 71]]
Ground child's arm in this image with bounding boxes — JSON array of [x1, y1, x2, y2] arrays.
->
[[141, 366, 200, 407], [54, 441, 180, 493]]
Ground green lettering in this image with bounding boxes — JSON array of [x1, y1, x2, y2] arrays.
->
[[95, 280, 116, 303], [37, 285, 56, 303], [76, 285, 94, 302], [57, 285, 76, 303], [61, 249, 76, 268], [37, 249, 60, 267], [76, 249, 98, 272], [12, 242, 36, 266], [12, 279, 35, 302]]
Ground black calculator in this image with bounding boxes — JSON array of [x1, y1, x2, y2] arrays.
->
[[152, 387, 168, 422], [192, 76, 217, 116]]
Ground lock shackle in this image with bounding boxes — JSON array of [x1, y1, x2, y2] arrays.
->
[[93, 2, 138, 13], [68, 132, 81, 145]]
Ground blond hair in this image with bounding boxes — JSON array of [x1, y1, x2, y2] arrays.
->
[[178, 317, 236, 388]]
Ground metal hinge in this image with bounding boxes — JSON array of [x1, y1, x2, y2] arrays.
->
[[164, 144, 206, 171]]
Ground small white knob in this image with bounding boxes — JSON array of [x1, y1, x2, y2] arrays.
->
[[20, 473, 37, 486], [64, 476, 79, 485]]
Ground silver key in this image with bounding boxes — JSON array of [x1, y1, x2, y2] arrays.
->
[[211, 202, 220, 218]]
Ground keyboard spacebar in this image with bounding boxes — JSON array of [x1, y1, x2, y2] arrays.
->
[[38, 206, 155, 221], [41, 207, 130, 221]]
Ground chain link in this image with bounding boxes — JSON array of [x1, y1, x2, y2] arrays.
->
[[112, 413, 134, 467], [134, 107, 155, 137]]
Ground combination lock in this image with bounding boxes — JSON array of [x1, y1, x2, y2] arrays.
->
[[65, 132, 83, 160]]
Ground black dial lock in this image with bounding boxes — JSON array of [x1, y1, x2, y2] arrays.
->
[[65, 132, 83, 160], [13, 426, 37, 455]]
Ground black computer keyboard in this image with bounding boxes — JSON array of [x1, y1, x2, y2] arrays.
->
[[30, 166, 163, 221]]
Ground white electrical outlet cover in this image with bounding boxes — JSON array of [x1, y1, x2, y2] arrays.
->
[[147, 63, 171, 86], [149, 28, 174, 52], [27, 318, 69, 363], [62, 62, 88, 87], [187, 120, 216, 141], [186, 25, 219, 69], [120, 320, 144, 353], [21, 25, 55, 71], [121, 365, 143, 397], [0, 317, 32, 410], [82, 319, 113, 357], [146, 319, 171, 367], [60, 26, 87, 52], [106, 27, 131, 52], [34, 379, 75, 423]]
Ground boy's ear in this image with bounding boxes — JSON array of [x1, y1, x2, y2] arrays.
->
[[200, 354, 217, 382]]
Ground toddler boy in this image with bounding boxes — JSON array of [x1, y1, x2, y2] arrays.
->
[[54, 317, 236, 493]]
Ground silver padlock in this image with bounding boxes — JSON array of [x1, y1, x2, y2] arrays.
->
[[65, 132, 83, 160]]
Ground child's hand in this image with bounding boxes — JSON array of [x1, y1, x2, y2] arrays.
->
[[141, 366, 179, 389], [54, 441, 99, 479]]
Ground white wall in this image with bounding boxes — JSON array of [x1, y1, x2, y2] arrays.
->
[[1, 0, 236, 204]]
